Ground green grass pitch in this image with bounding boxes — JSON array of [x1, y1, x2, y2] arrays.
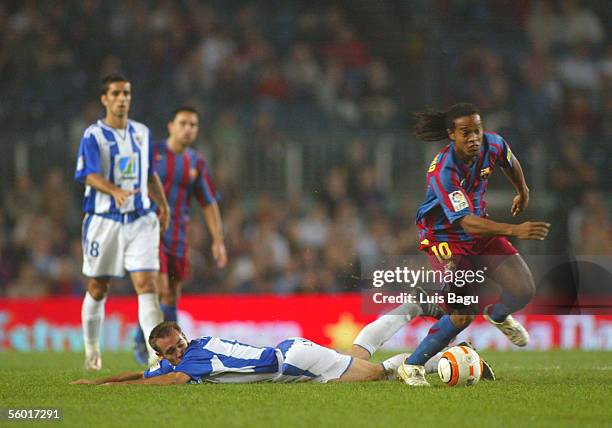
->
[[1, 351, 611, 428]]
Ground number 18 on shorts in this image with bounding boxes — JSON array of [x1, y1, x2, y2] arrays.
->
[[81, 212, 160, 277]]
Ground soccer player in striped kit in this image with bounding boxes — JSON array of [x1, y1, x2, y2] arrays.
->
[[133, 106, 227, 364], [397, 103, 550, 386], [75, 73, 171, 370], [72, 293, 468, 385]]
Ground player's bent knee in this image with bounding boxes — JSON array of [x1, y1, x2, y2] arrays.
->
[[131, 271, 158, 294], [135, 283, 156, 294], [87, 278, 110, 300], [512, 271, 536, 305], [347, 344, 372, 361]]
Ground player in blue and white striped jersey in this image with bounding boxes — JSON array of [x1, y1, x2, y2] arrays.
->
[[74, 73, 171, 371], [71, 294, 470, 386], [72, 321, 406, 385]]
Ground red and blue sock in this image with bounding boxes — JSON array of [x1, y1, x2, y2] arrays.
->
[[406, 315, 466, 365], [160, 303, 178, 322]]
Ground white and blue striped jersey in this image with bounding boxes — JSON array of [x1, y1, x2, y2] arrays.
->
[[75, 119, 155, 215], [144, 336, 280, 384]]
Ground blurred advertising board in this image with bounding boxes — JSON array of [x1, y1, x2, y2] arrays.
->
[[1, 295, 611, 351]]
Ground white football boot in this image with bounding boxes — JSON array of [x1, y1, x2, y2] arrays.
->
[[84, 350, 102, 371], [382, 353, 410, 380], [397, 363, 430, 386], [484, 305, 529, 347]]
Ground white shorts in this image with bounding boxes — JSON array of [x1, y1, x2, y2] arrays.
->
[[274, 338, 353, 383], [81, 212, 160, 277]]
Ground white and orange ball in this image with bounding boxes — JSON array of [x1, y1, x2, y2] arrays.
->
[[437, 345, 483, 386]]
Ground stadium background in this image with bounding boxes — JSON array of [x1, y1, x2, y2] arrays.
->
[[0, 0, 610, 352]]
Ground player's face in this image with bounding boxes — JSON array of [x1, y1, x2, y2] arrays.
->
[[448, 114, 483, 162], [168, 112, 199, 146], [155, 330, 189, 365], [101, 82, 131, 118]]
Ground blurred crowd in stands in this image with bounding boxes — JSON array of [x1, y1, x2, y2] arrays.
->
[[0, 0, 609, 297]]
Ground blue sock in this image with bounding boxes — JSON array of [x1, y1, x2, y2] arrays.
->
[[160, 303, 178, 322], [406, 315, 466, 365], [490, 290, 531, 323], [134, 325, 146, 346]]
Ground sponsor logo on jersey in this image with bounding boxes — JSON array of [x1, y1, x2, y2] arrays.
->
[[116, 154, 139, 180], [449, 190, 469, 212]]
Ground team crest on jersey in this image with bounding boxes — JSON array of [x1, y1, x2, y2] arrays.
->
[[133, 134, 142, 148], [190, 168, 198, 180], [480, 167, 491, 180], [115, 154, 139, 180], [449, 190, 469, 212]]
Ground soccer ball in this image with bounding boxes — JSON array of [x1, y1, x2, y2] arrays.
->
[[437, 345, 483, 386]]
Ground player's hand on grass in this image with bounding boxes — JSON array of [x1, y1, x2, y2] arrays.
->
[[212, 240, 227, 268], [511, 191, 529, 217], [512, 221, 550, 240], [70, 378, 103, 385], [111, 188, 139, 207]]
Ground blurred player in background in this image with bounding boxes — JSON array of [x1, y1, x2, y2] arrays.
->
[[133, 106, 227, 365], [399, 103, 550, 386], [73, 292, 470, 385], [75, 73, 170, 370]]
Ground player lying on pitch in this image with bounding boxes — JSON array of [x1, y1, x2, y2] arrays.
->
[[72, 291, 494, 385]]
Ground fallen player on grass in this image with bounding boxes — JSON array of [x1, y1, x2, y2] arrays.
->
[[72, 294, 494, 385]]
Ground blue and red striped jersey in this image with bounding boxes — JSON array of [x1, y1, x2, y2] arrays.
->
[[154, 141, 220, 257], [415, 132, 514, 244]]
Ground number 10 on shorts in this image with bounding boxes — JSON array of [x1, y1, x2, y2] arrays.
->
[[431, 242, 452, 263]]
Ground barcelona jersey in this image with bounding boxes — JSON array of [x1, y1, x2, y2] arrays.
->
[[416, 132, 514, 244], [154, 141, 220, 257]]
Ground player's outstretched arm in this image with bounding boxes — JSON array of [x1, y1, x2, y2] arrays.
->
[[148, 172, 170, 232], [101, 371, 190, 386], [203, 203, 227, 268], [500, 156, 530, 217], [71, 371, 144, 385], [459, 215, 550, 240], [85, 173, 139, 207]]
